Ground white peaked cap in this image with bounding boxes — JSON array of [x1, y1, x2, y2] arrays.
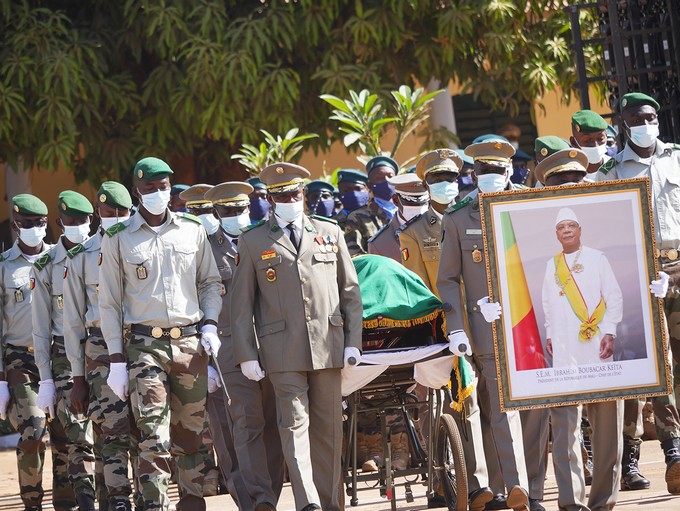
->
[[555, 207, 579, 227]]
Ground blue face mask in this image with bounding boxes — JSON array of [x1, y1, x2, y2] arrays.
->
[[606, 144, 618, 158], [312, 198, 336, 218], [249, 198, 270, 221], [458, 175, 474, 188], [340, 190, 370, 212], [373, 196, 396, 220], [510, 168, 528, 184], [371, 181, 395, 201]]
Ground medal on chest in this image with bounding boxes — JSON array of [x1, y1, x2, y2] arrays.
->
[[14, 289, 24, 303], [136, 265, 147, 280], [266, 268, 277, 282], [472, 249, 482, 263]]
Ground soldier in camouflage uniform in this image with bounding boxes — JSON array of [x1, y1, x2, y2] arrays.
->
[[596, 92, 680, 494], [63, 182, 137, 511], [0, 194, 76, 511], [99, 158, 222, 511], [32, 191, 97, 510]]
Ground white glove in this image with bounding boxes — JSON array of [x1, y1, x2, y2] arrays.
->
[[207, 365, 221, 393], [477, 296, 502, 322], [343, 347, 361, 368], [37, 379, 56, 418], [241, 360, 265, 382], [107, 362, 129, 402], [200, 324, 221, 356], [448, 330, 472, 357], [0, 381, 10, 420], [650, 271, 670, 298]]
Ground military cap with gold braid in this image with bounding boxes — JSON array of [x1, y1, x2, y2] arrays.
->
[[179, 184, 214, 209], [204, 182, 253, 207], [388, 174, 429, 204], [98, 181, 132, 210], [572, 110, 608, 133], [259, 162, 310, 194], [464, 139, 515, 169], [58, 190, 94, 217], [134, 157, 174, 180], [416, 148, 463, 180], [12, 194, 48, 216], [534, 148, 588, 185]]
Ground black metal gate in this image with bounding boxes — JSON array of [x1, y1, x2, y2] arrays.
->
[[567, 1, 680, 143]]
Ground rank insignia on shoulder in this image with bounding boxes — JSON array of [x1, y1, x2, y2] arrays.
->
[[598, 157, 617, 175], [105, 222, 127, 237], [309, 214, 337, 224], [401, 248, 409, 261], [242, 220, 265, 232], [445, 196, 472, 214], [180, 212, 202, 224], [261, 249, 277, 260]]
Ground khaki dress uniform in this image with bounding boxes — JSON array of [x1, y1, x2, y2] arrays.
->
[[367, 215, 402, 262], [399, 206, 443, 296]]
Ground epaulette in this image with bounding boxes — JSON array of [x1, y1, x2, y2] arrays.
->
[[34, 253, 52, 271], [105, 222, 127, 237], [67, 244, 85, 259], [672, 143, 680, 151], [367, 223, 389, 243], [309, 214, 338, 224], [180, 212, 202, 224], [398, 213, 424, 234], [598, 157, 617, 175], [445, 196, 472, 215], [241, 219, 265, 233]]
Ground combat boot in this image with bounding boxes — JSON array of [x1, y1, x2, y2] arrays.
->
[[362, 432, 383, 472], [390, 431, 410, 471], [109, 499, 131, 511], [621, 437, 650, 490], [203, 467, 219, 497], [661, 437, 680, 494], [76, 494, 96, 511]]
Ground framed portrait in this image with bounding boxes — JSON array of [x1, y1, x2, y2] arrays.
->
[[479, 178, 671, 411]]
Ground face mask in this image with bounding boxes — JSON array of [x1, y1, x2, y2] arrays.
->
[[312, 198, 335, 218], [510, 167, 529, 184], [18, 225, 46, 248], [399, 204, 428, 223], [458, 175, 474, 188], [63, 222, 91, 244], [274, 200, 304, 224], [249, 198, 270, 221], [576, 142, 608, 164], [476, 173, 508, 193], [340, 190, 370, 212], [100, 215, 130, 231], [139, 189, 170, 215], [220, 212, 250, 235], [371, 181, 395, 201], [626, 123, 659, 148], [429, 181, 459, 205], [606, 144, 618, 158], [373, 196, 397, 219], [198, 213, 220, 235]]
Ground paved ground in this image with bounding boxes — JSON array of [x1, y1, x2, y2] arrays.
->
[[0, 439, 677, 510]]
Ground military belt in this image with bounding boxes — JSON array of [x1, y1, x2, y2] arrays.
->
[[87, 327, 103, 337], [7, 344, 34, 353], [53, 335, 65, 345], [130, 323, 199, 340]]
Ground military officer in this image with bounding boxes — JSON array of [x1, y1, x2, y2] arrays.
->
[[230, 162, 363, 511], [179, 184, 220, 236], [203, 182, 285, 511], [437, 140, 532, 511], [528, 137, 571, 188], [246, 177, 271, 222], [63, 182, 137, 511], [570, 110, 611, 177], [99, 157, 222, 511], [169, 184, 190, 213], [345, 157, 396, 255], [0, 194, 77, 511], [305, 180, 336, 219], [456, 149, 476, 199], [597, 92, 680, 494], [32, 190, 97, 511], [335, 168, 370, 231]]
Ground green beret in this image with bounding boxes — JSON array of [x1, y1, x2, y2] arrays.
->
[[246, 177, 266, 190], [170, 184, 190, 197], [472, 134, 509, 144], [97, 181, 132, 210], [619, 92, 660, 112], [58, 190, 94, 217], [12, 194, 48, 216], [534, 136, 571, 159], [366, 156, 398, 175], [133, 157, 174, 180], [572, 110, 608, 133], [337, 169, 368, 185], [305, 180, 336, 194]]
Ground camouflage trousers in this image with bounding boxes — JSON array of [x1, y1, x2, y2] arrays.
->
[[5, 344, 75, 510], [85, 334, 138, 502], [52, 337, 97, 499], [623, 292, 680, 442], [126, 332, 208, 511]]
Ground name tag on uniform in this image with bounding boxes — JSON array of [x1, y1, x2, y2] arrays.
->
[[466, 229, 482, 235], [423, 237, 440, 249]]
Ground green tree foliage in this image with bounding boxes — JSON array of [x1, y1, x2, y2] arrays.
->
[[0, 0, 596, 185], [231, 128, 318, 175]]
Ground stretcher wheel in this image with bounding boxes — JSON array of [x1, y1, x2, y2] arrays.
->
[[434, 414, 468, 511]]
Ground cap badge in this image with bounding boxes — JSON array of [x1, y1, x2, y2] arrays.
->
[[540, 148, 548, 156], [569, 149, 578, 158], [61, 202, 67, 211], [13, 205, 19, 212], [99, 194, 107, 203], [622, 98, 628, 107], [575, 124, 581, 132], [438, 149, 450, 159], [494, 142, 502, 150], [137, 169, 144, 178], [276, 166, 284, 174]]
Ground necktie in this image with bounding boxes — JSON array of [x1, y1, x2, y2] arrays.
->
[[286, 223, 299, 251]]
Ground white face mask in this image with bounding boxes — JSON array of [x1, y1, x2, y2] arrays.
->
[[198, 213, 220, 235], [63, 222, 91, 244], [626, 123, 659, 148], [274, 200, 304, 224], [428, 181, 459, 205], [220, 212, 250, 236], [18, 225, 47, 248], [400, 204, 428, 223], [577, 143, 608, 164], [99, 215, 130, 231], [476, 173, 508, 193], [139, 189, 171, 215]]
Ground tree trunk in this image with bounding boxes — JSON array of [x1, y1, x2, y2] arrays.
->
[[427, 78, 458, 148], [4, 158, 31, 243]]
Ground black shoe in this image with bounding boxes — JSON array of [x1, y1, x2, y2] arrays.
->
[[485, 494, 509, 510], [427, 494, 446, 508], [529, 499, 545, 511], [24, 507, 42, 511], [469, 487, 493, 511], [77, 494, 97, 511], [621, 438, 650, 491], [109, 499, 132, 511], [300, 505, 321, 511]]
